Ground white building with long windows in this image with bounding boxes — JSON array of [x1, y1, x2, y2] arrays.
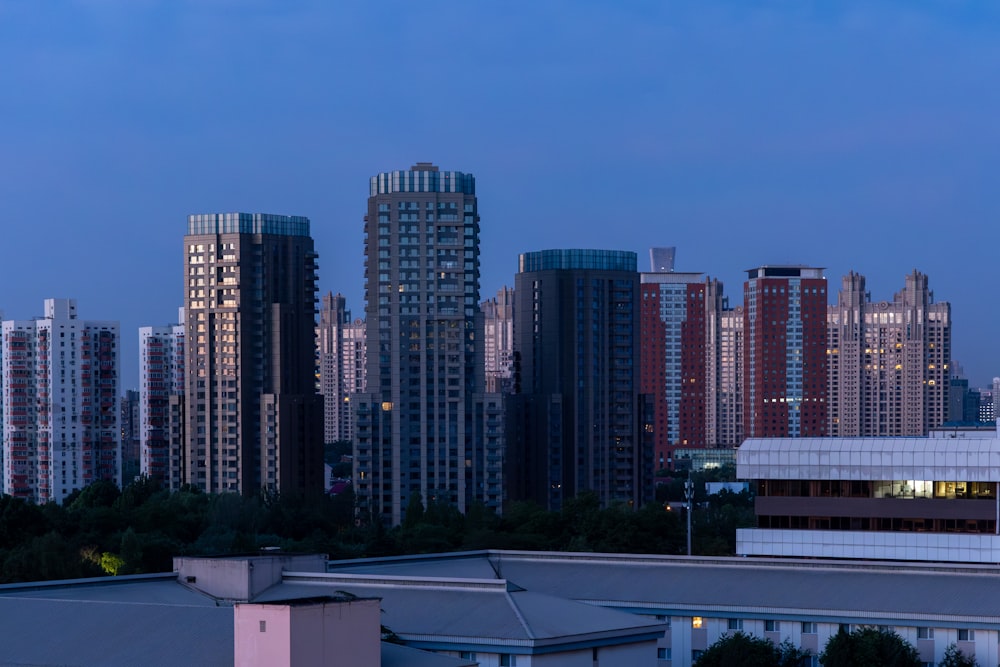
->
[[1, 299, 120, 503], [737, 426, 1000, 563], [139, 309, 185, 488]]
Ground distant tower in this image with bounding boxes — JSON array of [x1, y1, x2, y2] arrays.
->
[[640, 256, 726, 470], [649, 247, 676, 273], [1, 299, 120, 503], [353, 164, 503, 525], [120, 390, 141, 483], [509, 249, 652, 510], [183, 214, 322, 494], [481, 286, 514, 394], [317, 292, 367, 444], [139, 308, 185, 488], [827, 270, 951, 436], [744, 266, 828, 438]]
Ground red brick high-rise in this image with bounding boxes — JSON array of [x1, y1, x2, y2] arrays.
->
[[744, 266, 828, 438]]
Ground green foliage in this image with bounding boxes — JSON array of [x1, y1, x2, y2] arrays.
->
[[939, 644, 979, 667], [821, 627, 921, 667], [694, 632, 811, 667]]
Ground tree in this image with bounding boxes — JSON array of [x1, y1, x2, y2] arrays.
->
[[939, 644, 979, 667], [694, 632, 809, 667], [821, 627, 920, 667]]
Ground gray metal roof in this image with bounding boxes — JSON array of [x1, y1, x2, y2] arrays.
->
[[259, 572, 666, 648], [329, 550, 1000, 625], [382, 643, 478, 667], [0, 597, 233, 667]]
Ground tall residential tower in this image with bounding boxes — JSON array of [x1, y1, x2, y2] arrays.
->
[[509, 249, 653, 510], [1, 299, 120, 503], [317, 292, 367, 444], [353, 164, 503, 525], [183, 213, 322, 495]]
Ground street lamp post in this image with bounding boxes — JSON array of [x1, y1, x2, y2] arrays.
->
[[684, 475, 694, 556]]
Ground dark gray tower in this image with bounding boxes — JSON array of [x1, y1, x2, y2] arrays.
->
[[354, 164, 503, 525]]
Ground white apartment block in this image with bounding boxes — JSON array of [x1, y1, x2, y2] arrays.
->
[[1, 299, 120, 503], [139, 309, 185, 489]]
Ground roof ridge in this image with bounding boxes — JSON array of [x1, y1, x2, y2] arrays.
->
[[504, 588, 535, 640]]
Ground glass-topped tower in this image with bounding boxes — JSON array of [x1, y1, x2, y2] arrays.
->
[[508, 249, 653, 510], [182, 213, 322, 495], [354, 164, 503, 525]]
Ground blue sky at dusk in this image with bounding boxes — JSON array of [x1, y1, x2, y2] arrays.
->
[[1, 1, 998, 387]]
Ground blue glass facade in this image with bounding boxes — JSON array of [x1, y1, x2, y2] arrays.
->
[[187, 213, 310, 237], [518, 249, 637, 273]]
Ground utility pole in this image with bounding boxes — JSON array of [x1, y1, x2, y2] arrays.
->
[[684, 473, 694, 556]]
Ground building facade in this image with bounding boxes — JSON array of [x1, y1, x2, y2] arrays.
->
[[481, 285, 514, 394], [353, 164, 503, 524], [640, 268, 725, 470], [743, 266, 828, 438], [737, 429, 1000, 563], [827, 270, 951, 436], [120, 389, 140, 483], [183, 213, 322, 495], [1, 299, 120, 503], [138, 311, 185, 488], [718, 306, 745, 449], [509, 249, 653, 510], [317, 292, 366, 444]]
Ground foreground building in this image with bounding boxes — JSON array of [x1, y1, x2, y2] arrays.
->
[[1, 299, 120, 503], [354, 164, 503, 524], [509, 249, 653, 510], [737, 426, 1000, 563], [183, 213, 322, 495], [2, 549, 1000, 666]]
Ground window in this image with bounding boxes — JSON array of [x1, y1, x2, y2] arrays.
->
[[459, 652, 476, 660], [692, 650, 704, 661], [917, 627, 933, 640], [839, 624, 853, 634], [957, 629, 974, 641], [802, 622, 817, 634], [692, 616, 704, 629], [657, 648, 672, 660], [499, 655, 517, 667], [728, 618, 743, 631], [765, 620, 779, 632]]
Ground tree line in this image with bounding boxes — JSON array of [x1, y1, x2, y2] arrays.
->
[[0, 465, 752, 583]]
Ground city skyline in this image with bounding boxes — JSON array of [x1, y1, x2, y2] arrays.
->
[[2, 2, 999, 388]]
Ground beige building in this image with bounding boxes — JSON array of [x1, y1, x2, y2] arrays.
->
[[827, 270, 951, 436], [317, 292, 366, 444], [481, 285, 514, 394], [718, 306, 744, 447]]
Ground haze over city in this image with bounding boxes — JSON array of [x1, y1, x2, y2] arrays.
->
[[1, 1, 998, 387]]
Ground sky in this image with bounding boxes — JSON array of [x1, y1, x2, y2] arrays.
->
[[1, 0, 998, 388]]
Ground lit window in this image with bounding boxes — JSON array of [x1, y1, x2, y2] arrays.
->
[[692, 616, 703, 629]]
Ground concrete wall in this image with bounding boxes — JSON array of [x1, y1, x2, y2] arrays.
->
[[174, 554, 328, 601]]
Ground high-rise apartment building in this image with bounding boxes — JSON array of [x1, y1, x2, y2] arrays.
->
[[353, 164, 503, 525], [718, 305, 745, 448], [138, 309, 185, 488], [183, 213, 322, 495], [1, 299, 120, 503], [317, 292, 366, 444], [481, 286, 514, 394], [639, 260, 725, 470], [120, 389, 141, 483], [827, 270, 951, 436], [509, 249, 653, 510], [744, 266, 828, 438]]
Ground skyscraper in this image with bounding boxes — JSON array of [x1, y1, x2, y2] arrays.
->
[[138, 309, 185, 488], [183, 213, 322, 495], [744, 266, 828, 438], [353, 163, 503, 525], [509, 249, 653, 510], [718, 305, 745, 448], [827, 270, 951, 436], [317, 292, 366, 444], [639, 257, 725, 469], [120, 389, 141, 483], [1, 299, 120, 503]]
